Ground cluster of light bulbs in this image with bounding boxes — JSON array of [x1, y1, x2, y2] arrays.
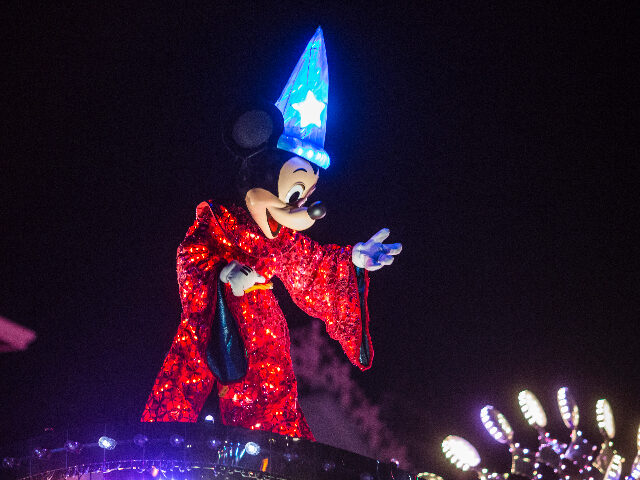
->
[[442, 388, 640, 480], [3, 434, 262, 468]]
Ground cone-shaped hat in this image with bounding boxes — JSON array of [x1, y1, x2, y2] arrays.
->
[[275, 26, 330, 169]]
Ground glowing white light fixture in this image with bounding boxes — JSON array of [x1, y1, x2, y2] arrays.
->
[[629, 425, 640, 480], [596, 399, 615, 439], [603, 453, 623, 480], [518, 390, 547, 429], [481, 406, 514, 445], [244, 442, 260, 456], [204, 414, 214, 423], [557, 387, 579, 431], [98, 436, 116, 450], [442, 435, 481, 471], [292, 91, 325, 128], [630, 458, 640, 480], [417, 474, 444, 480]]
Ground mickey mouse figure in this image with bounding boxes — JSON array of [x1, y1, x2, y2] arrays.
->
[[142, 27, 401, 440]]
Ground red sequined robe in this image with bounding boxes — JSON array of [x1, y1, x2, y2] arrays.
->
[[141, 201, 372, 439]]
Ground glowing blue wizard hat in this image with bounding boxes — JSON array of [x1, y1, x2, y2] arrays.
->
[[275, 26, 330, 169]]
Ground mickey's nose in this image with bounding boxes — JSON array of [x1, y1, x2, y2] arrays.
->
[[307, 201, 326, 220]]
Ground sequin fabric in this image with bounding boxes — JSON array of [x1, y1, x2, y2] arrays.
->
[[141, 202, 372, 440]]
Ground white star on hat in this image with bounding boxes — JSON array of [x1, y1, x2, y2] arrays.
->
[[292, 90, 326, 128]]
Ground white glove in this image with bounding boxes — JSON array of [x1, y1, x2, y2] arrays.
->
[[219, 260, 266, 296], [352, 228, 402, 271]]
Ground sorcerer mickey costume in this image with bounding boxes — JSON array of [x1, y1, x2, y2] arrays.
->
[[141, 27, 402, 440]]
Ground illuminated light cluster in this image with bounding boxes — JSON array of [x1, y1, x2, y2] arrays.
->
[[244, 442, 260, 456], [32, 448, 48, 459], [519, 390, 548, 428], [275, 27, 330, 169], [8, 430, 415, 480], [417, 474, 444, 480], [444, 388, 637, 480], [442, 435, 481, 471], [596, 399, 615, 439], [322, 460, 336, 472], [98, 436, 116, 450], [481, 405, 514, 445], [510, 444, 535, 478], [630, 426, 640, 480], [277, 135, 330, 169], [557, 387, 579, 431], [141, 203, 370, 441], [64, 441, 80, 453], [603, 453, 623, 480]]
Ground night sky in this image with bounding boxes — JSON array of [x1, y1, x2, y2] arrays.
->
[[1, 3, 637, 475]]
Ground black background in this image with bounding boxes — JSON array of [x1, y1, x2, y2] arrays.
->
[[1, 2, 637, 475]]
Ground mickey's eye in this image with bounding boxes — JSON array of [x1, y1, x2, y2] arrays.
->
[[284, 184, 305, 204]]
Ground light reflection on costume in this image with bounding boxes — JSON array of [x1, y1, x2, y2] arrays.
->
[[141, 202, 372, 439], [141, 27, 401, 439]]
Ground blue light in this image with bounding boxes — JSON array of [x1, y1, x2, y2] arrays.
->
[[244, 442, 260, 456], [275, 26, 330, 169], [32, 448, 48, 459], [133, 434, 148, 447], [64, 441, 80, 453], [322, 460, 336, 472], [169, 434, 184, 447], [277, 136, 330, 169], [98, 437, 116, 450]]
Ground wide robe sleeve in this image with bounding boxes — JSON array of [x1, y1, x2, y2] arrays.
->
[[141, 210, 222, 422], [273, 232, 373, 370]]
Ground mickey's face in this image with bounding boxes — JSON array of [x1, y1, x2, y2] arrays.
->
[[245, 156, 323, 239]]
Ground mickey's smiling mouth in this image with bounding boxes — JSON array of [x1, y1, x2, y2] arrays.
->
[[266, 209, 281, 237]]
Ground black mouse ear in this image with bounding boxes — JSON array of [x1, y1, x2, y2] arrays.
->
[[223, 101, 284, 159]]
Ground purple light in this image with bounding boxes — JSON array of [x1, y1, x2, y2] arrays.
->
[[32, 448, 48, 459], [133, 434, 148, 447], [322, 460, 336, 472], [64, 441, 80, 453]]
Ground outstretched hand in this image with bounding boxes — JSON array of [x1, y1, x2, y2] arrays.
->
[[352, 228, 402, 271]]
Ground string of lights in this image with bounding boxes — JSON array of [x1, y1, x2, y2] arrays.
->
[[441, 388, 640, 480], [0, 422, 415, 480]]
